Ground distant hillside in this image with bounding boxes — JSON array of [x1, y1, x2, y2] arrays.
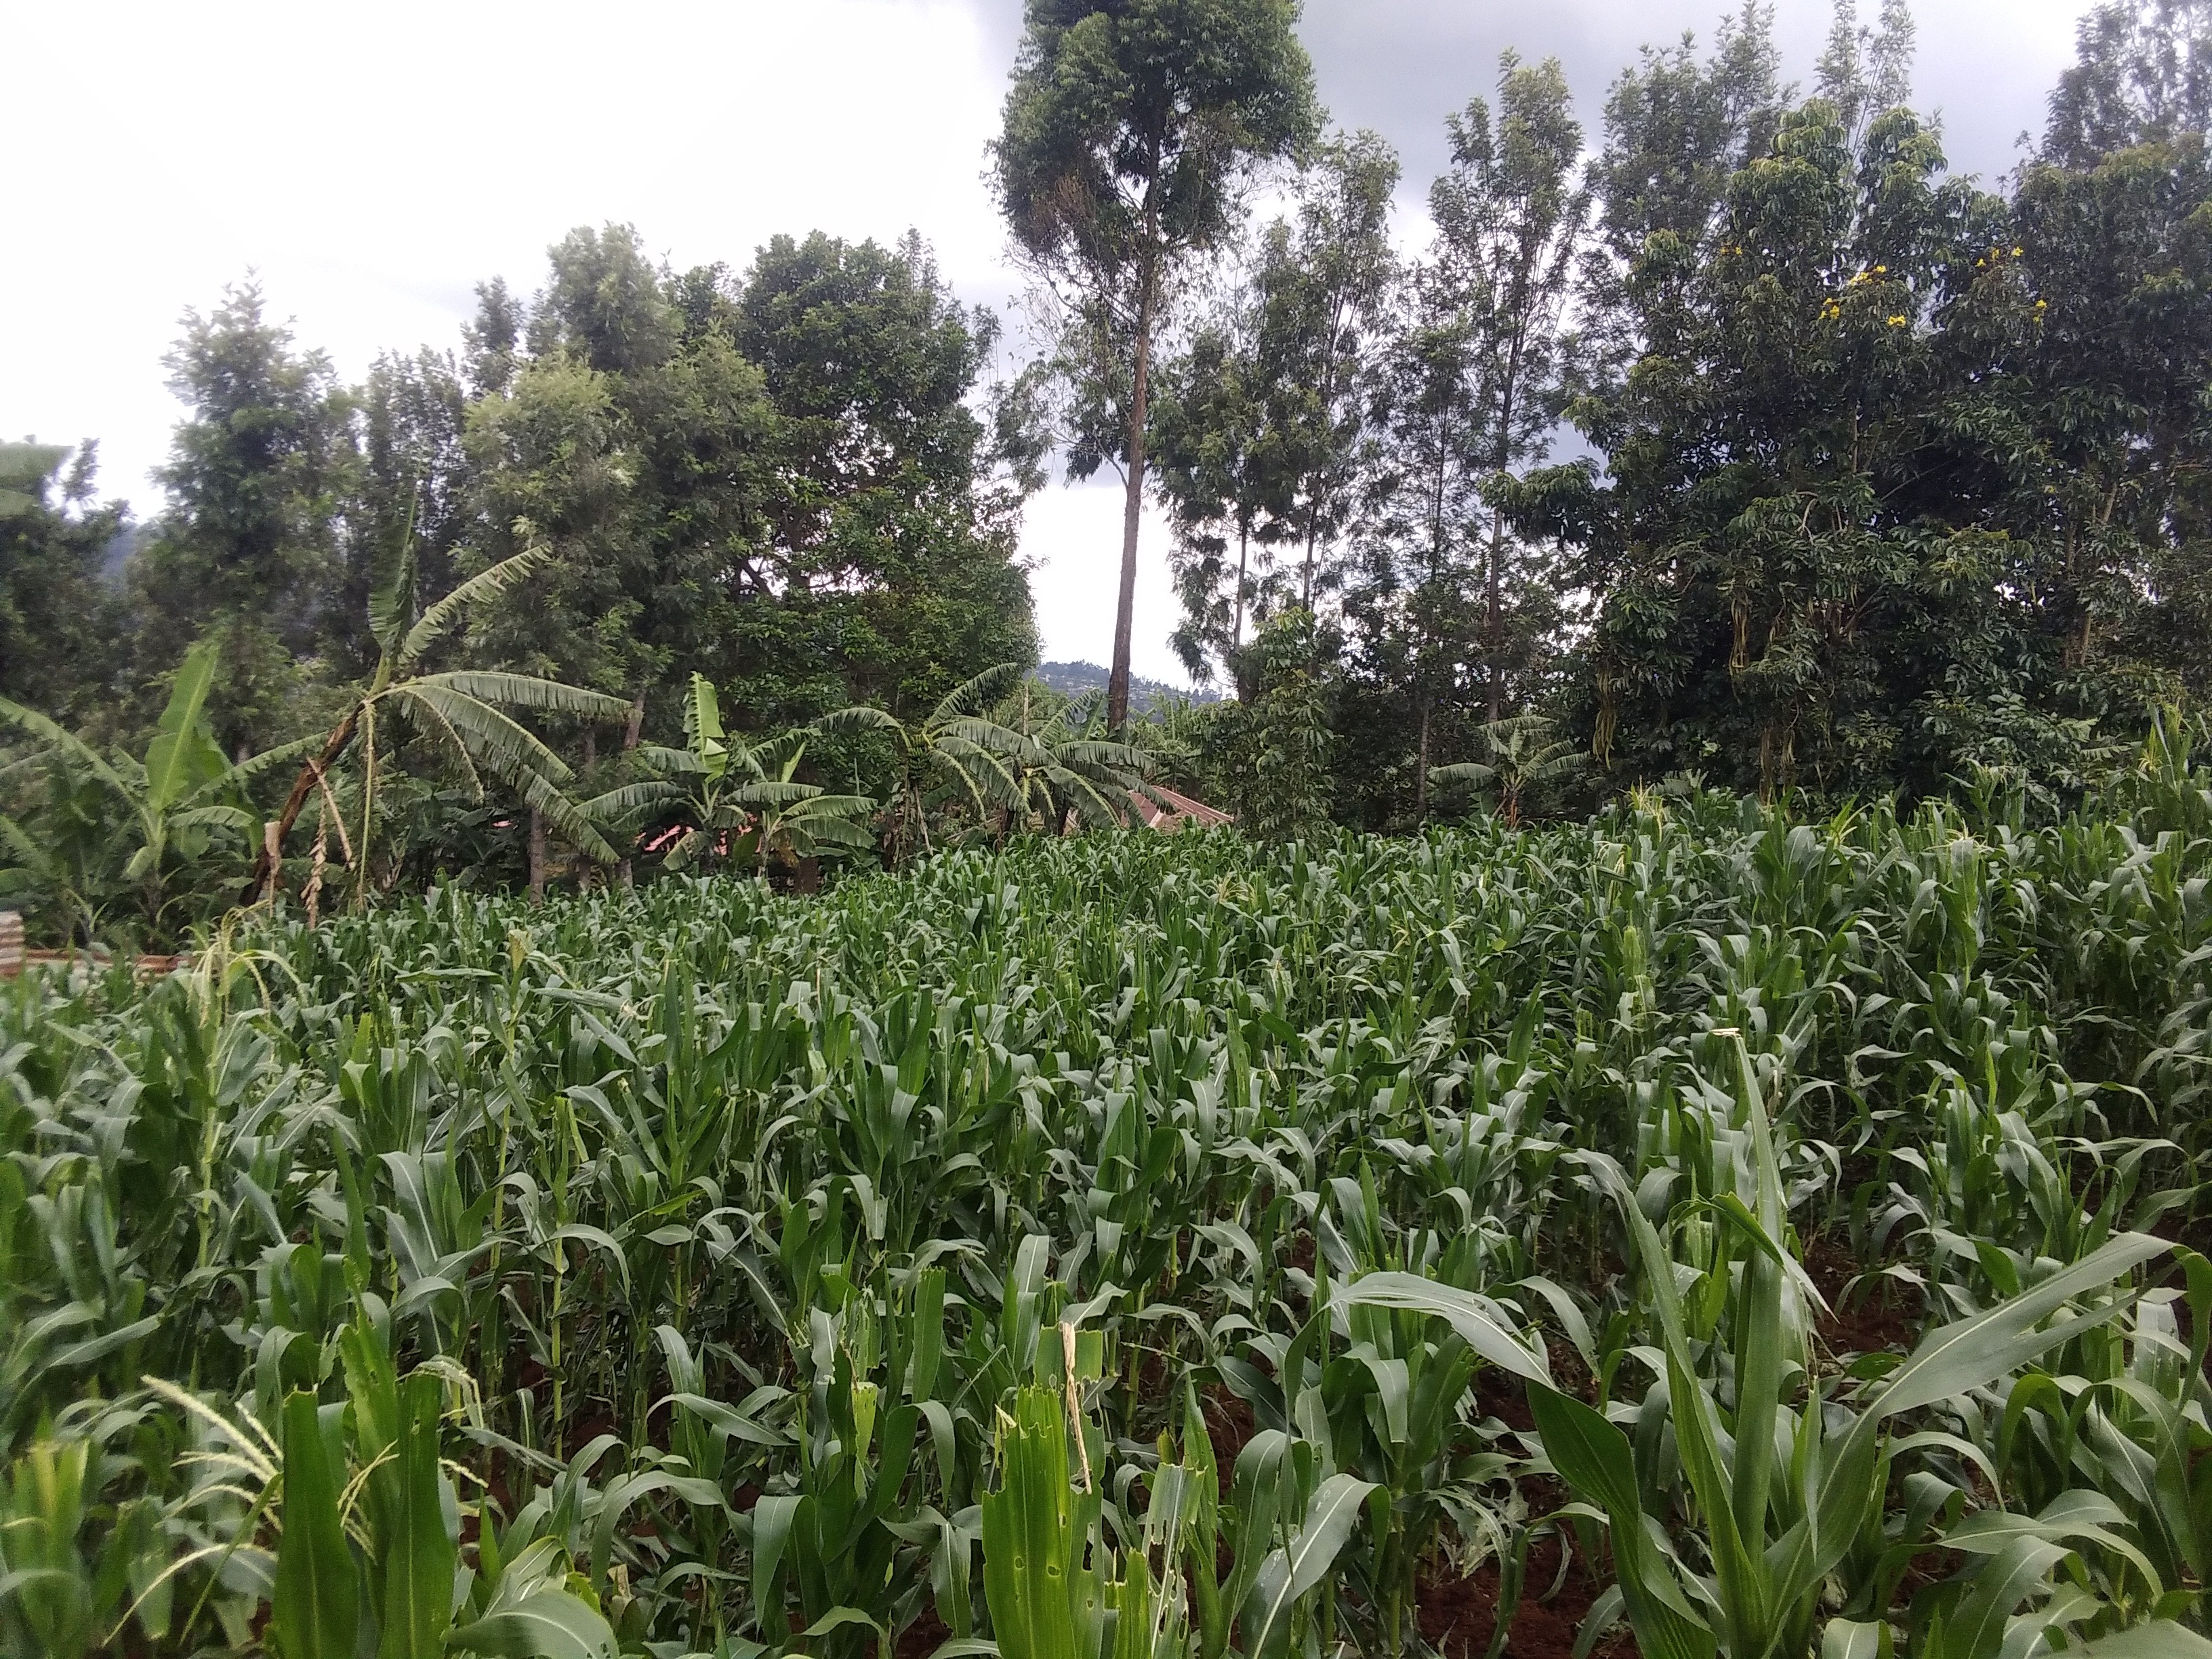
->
[[1035, 660, 1223, 707]]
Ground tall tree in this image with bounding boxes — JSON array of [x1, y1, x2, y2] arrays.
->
[[2045, 0, 2212, 167], [1340, 61, 1587, 821], [1261, 133, 1402, 612], [994, 0, 1318, 726], [333, 348, 470, 683], [724, 231, 1034, 726], [1346, 265, 1484, 819], [129, 281, 354, 756], [1148, 134, 1398, 693], [1814, 0, 1916, 153], [1578, 4, 1789, 390], [1515, 94, 2059, 796], [1149, 320, 1283, 688], [468, 226, 773, 747], [2011, 4, 2212, 714], [1429, 55, 1591, 724], [0, 443, 124, 722]]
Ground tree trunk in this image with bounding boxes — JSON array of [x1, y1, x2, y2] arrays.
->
[[617, 690, 645, 890], [527, 806, 548, 907], [1488, 331, 1525, 726], [1109, 250, 1160, 732], [1231, 522, 1250, 688], [1487, 506, 1507, 724], [1414, 699, 1432, 819], [247, 704, 361, 903]]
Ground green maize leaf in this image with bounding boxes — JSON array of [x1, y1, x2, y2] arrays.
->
[[750, 1494, 804, 1635], [1113, 1559, 1153, 1659], [1218, 1431, 1289, 1636], [666, 1393, 786, 1446], [274, 1389, 359, 1659], [1871, 1232, 2171, 1420], [1330, 1272, 1550, 1383], [1820, 1618, 1892, 1659], [1240, 1473, 1378, 1659], [447, 1587, 618, 1659], [1942, 1535, 2072, 1659], [2072, 1626, 2212, 1658], [590, 1469, 728, 1591], [1944, 1490, 2163, 1599], [804, 1607, 889, 1639], [379, 1371, 455, 1659], [1528, 1385, 1715, 1659], [981, 1387, 1080, 1659]]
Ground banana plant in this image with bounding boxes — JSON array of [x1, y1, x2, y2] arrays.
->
[[0, 640, 305, 943], [583, 674, 874, 876], [812, 663, 1033, 863], [993, 682, 1164, 834], [251, 534, 634, 905], [1431, 715, 1588, 827]]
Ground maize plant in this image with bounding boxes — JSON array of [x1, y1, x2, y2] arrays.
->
[[0, 773, 2208, 1658]]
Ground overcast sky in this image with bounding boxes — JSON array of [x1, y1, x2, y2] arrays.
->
[[7, 0, 2091, 684]]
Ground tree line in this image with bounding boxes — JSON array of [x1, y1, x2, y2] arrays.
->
[[5, 0, 2212, 939], [2, 230, 1048, 937], [1002, 0, 2212, 825]]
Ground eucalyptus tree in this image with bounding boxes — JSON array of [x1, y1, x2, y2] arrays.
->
[[1576, 4, 1789, 388], [2045, 0, 2212, 165], [331, 347, 472, 683], [1813, 0, 1916, 154], [1336, 64, 1586, 823], [1155, 133, 1403, 697], [1429, 54, 1591, 724], [1149, 321, 1284, 689], [1260, 131, 1402, 612], [994, 0, 1318, 727], [1347, 280, 1485, 818], [2017, 3, 2212, 707]]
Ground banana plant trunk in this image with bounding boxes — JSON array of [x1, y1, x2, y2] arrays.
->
[[528, 806, 548, 905], [249, 704, 361, 903]]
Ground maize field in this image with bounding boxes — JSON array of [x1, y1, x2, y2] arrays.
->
[[3, 777, 2209, 1659]]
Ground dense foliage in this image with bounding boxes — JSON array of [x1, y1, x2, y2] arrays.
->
[[1, 230, 1038, 939], [4, 739, 2209, 1657], [1149, 0, 2212, 819], [11, 0, 2212, 940]]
